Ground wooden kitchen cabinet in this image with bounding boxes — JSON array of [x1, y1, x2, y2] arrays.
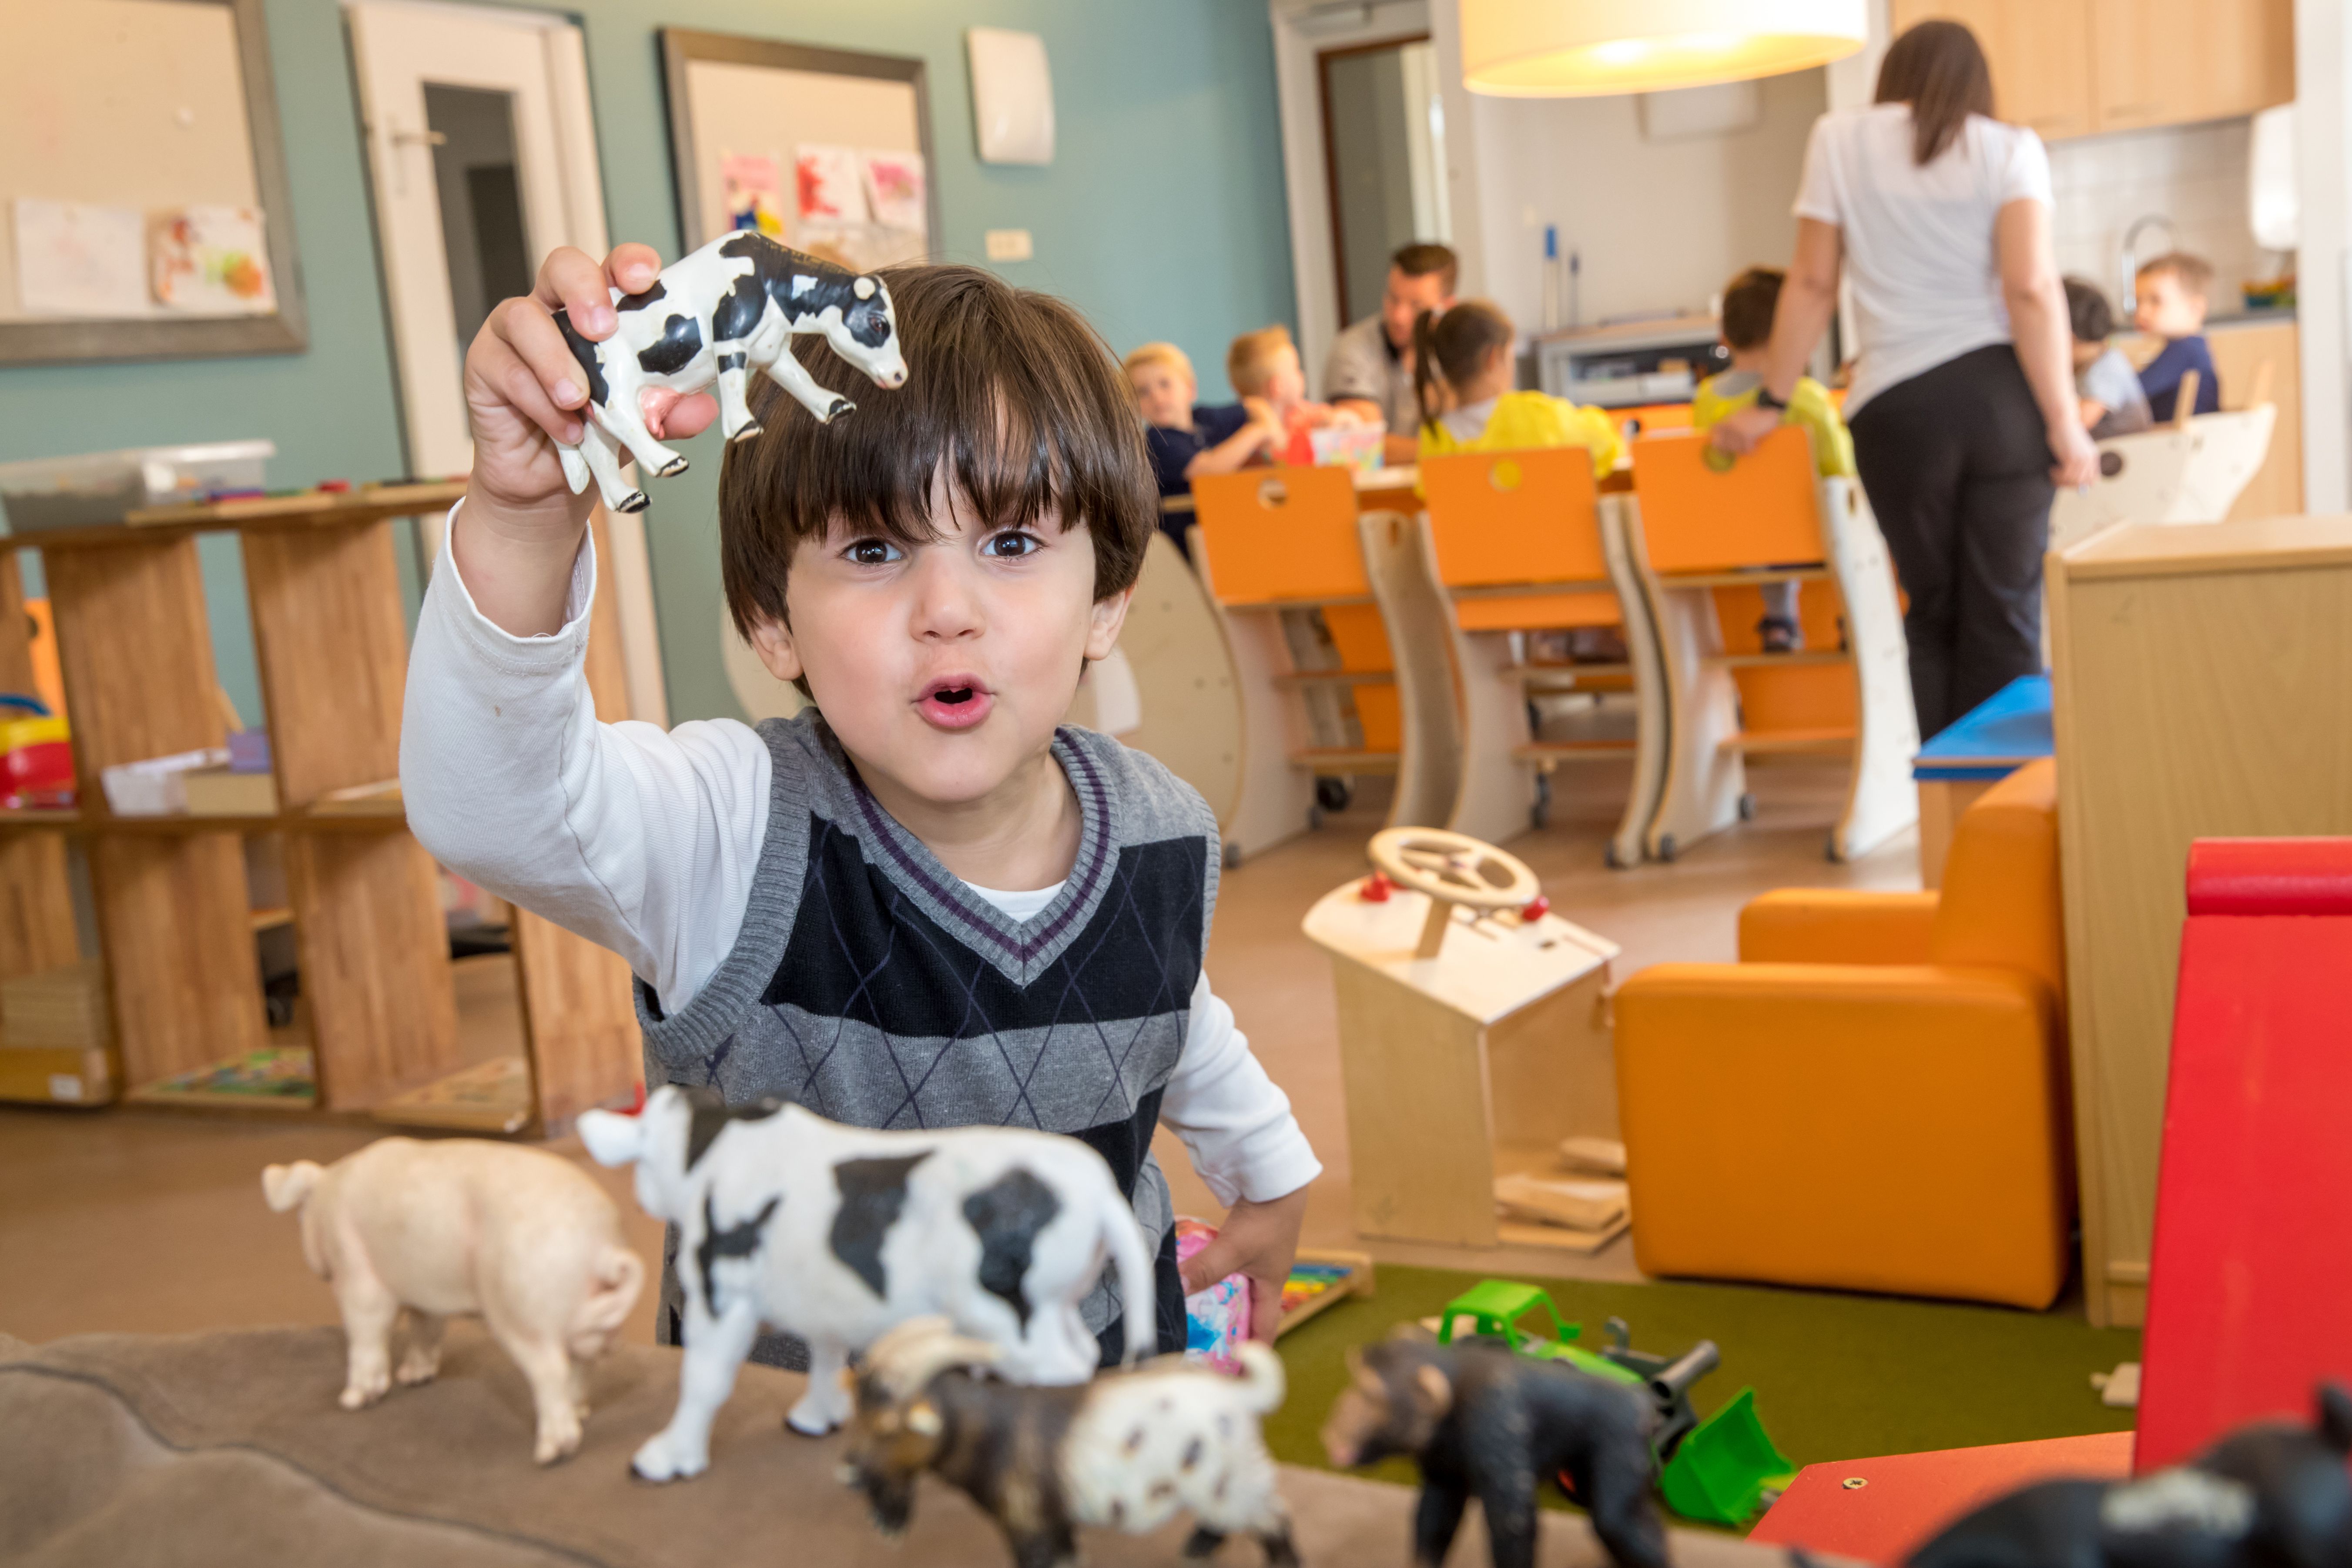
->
[[2093, 0, 2293, 133], [1893, 0, 2290, 142], [1891, 0, 2097, 141]]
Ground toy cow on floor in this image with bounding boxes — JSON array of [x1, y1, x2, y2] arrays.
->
[[1909, 1384, 2352, 1568], [575, 1086, 1154, 1481], [1321, 1334, 1668, 1568], [841, 1316, 1300, 1568], [551, 231, 908, 515]]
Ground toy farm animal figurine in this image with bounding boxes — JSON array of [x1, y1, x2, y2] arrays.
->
[[261, 1138, 644, 1465], [840, 1316, 1299, 1568], [551, 230, 908, 515], [1910, 1384, 2352, 1568], [1321, 1334, 1668, 1568], [574, 1085, 1155, 1480]]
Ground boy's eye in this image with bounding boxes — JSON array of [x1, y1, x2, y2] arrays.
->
[[982, 531, 1042, 559], [845, 538, 903, 566]]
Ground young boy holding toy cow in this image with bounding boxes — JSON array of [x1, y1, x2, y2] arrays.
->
[[401, 244, 1320, 1416]]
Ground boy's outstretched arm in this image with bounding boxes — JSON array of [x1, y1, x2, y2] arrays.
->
[[1159, 975, 1323, 1342]]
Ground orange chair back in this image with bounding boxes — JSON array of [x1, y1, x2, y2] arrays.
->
[[1421, 448, 1607, 587], [1933, 758, 2065, 1010], [1191, 468, 1366, 605], [1631, 427, 1826, 574], [1619, 402, 1694, 436]]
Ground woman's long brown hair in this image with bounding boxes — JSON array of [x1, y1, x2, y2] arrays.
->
[[1411, 301, 1514, 438], [1875, 19, 1995, 165]]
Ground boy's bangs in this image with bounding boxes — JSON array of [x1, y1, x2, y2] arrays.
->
[[718, 263, 1156, 636]]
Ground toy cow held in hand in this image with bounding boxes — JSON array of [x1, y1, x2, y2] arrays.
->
[[575, 1085, 1155, 1481], [1909, 1384, 2352, 1568], [262, 1138, 645, 1464], [1322, 1335, 1669, 1568], [551, 231, 908, 515]]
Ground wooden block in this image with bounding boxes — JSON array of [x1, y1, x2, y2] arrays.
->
[[511, 906, 641, 1135], [41, 539, 225, 797], [0, 551, 38, 696], [0, 1044, 114, 1106], [286, 830, 459, 1109], [0, 831, 79, 982], [242, 520, 407, 806], [0, 957, 110, 1048], [91, 832, 266, 1086]]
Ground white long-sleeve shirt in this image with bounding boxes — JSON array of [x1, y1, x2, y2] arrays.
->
[[399, 508, 1319, 1207]]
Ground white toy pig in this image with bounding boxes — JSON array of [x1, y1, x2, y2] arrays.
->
[[263, 1137, 645, 1464]]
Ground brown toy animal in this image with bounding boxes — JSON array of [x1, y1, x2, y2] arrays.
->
[[840, 1316, 1299, 1568], [1321, 1335, 1667, 1568]]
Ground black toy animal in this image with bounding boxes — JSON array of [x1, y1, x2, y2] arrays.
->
[[1321, 1334, 1669, 1568], [1910, 1385, 2352, 1568]]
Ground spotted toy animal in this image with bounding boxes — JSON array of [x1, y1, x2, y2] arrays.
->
[[574, 1086, 1155, 1481], [550, 231, 908, 515]]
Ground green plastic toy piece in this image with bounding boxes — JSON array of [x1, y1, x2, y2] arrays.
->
[[1434, 1280, 1641, 1386], [1659, 1388, 1797, 1526]]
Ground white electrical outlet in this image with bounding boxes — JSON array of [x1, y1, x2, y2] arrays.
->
[[985, 228, 1034, 262]]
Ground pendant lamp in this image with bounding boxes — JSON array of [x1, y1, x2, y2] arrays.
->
[[1461, 0, 1866, 97]]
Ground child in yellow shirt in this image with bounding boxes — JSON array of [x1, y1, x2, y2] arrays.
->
[[1692, 266, 1855, 652], [1412, 301, 1622, 477]]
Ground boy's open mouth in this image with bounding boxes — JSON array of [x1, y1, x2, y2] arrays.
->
[[915, 677, 993, 731]]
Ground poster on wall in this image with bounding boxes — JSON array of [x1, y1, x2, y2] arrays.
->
[[720, 152, 786, 237], [151, 204, 276, 313], [861, 149, 925, 232], [11, 198, 147, 317]]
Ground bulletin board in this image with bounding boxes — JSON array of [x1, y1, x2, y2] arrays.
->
[[0, 0, 305, 364], [659, 30, 940, 273]]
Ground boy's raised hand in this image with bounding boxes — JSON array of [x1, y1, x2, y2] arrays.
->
[[461, 243, 720, 531]]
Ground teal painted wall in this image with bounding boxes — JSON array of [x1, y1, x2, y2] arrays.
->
[[0, 0, 1295, 725]]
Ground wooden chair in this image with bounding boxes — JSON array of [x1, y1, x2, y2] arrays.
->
[[1388, 447, 1665, 864], [1191, 468, 1422, 858], [2049, 364, 2281, 553], [1626, 427, 1916, 862]]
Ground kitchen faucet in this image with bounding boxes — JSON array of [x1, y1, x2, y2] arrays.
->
[[2121, 214, 2178, 315]]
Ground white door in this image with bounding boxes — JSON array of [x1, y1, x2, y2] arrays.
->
[[347, 0, 668, 726]]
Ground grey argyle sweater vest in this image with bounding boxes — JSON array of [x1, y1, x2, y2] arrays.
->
[[636, 711, 1218, 1355]]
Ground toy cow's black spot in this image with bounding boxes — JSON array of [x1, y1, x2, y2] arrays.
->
[[638, 313, 703, 377], [845, 295, 894, 348], [617, 279, 667, 312], [829, 1152, 934, 1298], [720, 229, 863, 328], [683, 1086, 785, 1169], [550, 306, 610, 409], [962, 1168, 1061, 1330], [696, 1190, 780, 1309], [1183, 1438, 1204, 1471], [712, 268, 769, 347]]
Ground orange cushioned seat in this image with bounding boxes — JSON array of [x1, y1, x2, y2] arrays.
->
[[1613, 757, 2071, 1308]]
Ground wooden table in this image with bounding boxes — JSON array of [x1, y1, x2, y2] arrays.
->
[[2047, 515, 2352, 1326]]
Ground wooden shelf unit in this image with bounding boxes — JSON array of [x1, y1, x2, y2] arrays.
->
[[0, 486, 643, 1134]]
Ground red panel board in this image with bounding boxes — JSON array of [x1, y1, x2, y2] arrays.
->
[[1748, 1433, 2132, 1565]]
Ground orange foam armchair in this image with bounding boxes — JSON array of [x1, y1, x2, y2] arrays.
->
[[1612, 758, 2071, 1308]]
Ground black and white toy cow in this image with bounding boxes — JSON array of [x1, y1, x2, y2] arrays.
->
[[574, 1085, 1155, 1482], [550, 231, 908, 515]]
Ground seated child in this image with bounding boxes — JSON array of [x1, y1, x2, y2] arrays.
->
[[1227, 325, 1360, 466], [1124, 342, 1277, 501], [2065, 277, 2152, 440], [412, 245, 1321, 1366], [1411, 300, 1622, 478], [1691, 266, 1856, 653], [2133, 252, 2221, 422]]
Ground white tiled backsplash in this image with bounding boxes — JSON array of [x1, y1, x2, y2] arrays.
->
[[2047, 117, 2288, 318]]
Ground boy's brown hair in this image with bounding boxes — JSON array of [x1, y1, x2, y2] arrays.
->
[[1719, 267, 1785, 352], [1226, 325, 1296, 399], [1122, 341, 1194, 383], [2136, 251, 2215, 300], [718, 264, 1157, 639]]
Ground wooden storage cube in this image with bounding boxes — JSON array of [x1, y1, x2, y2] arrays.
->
[[41, 538, 227, 792], [94, 831, 268, 1086], [288, 828, 459, 1110], [0, 832, 79, 980], [243, 522, 406, 804], [512, 907, 642, 1133]]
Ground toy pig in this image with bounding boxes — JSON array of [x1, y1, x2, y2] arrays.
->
[[1321, 1335, 1667, 1568], [551, 231, 908, 514], [262, 1137, 644, 1464]]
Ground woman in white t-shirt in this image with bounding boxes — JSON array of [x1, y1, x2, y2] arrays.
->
[[1711, 21, 2098, 739]]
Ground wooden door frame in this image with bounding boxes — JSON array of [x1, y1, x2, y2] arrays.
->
[[1317, 32, 1433, 332]]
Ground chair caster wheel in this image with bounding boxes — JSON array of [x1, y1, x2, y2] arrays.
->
[[1825, 833, 1844, 863], [1222, 840, 1242, 871], [1738, 792, 1757, 821], [1656, 834, 1678, 863], [1315, 777, 1352, 813], [1604, 841, 1631, 870], [1307, 805, 1325, 831]]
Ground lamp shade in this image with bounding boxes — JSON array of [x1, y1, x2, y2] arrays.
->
[[1461, 0, 1867, 97]]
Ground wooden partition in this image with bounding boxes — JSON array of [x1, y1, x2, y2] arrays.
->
[[0, 554, 76, 982]]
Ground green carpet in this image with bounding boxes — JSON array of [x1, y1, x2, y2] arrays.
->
[[1268, 1266, 2141, 1509]]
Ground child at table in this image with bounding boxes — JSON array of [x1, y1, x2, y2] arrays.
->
[[2133, 252, 2221, 422], [1693, 267, 1855, 653], [1124, 342, 1278, 500], [1411, 300, 1622, 477], [2065, 278, 2152, 440], [1226, 325, 1361, 466]]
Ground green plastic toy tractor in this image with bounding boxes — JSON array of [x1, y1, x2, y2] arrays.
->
[[1434, 1280, 1795, 1526]]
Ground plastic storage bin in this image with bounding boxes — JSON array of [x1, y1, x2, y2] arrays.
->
[[0, 441, 275, 533]]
